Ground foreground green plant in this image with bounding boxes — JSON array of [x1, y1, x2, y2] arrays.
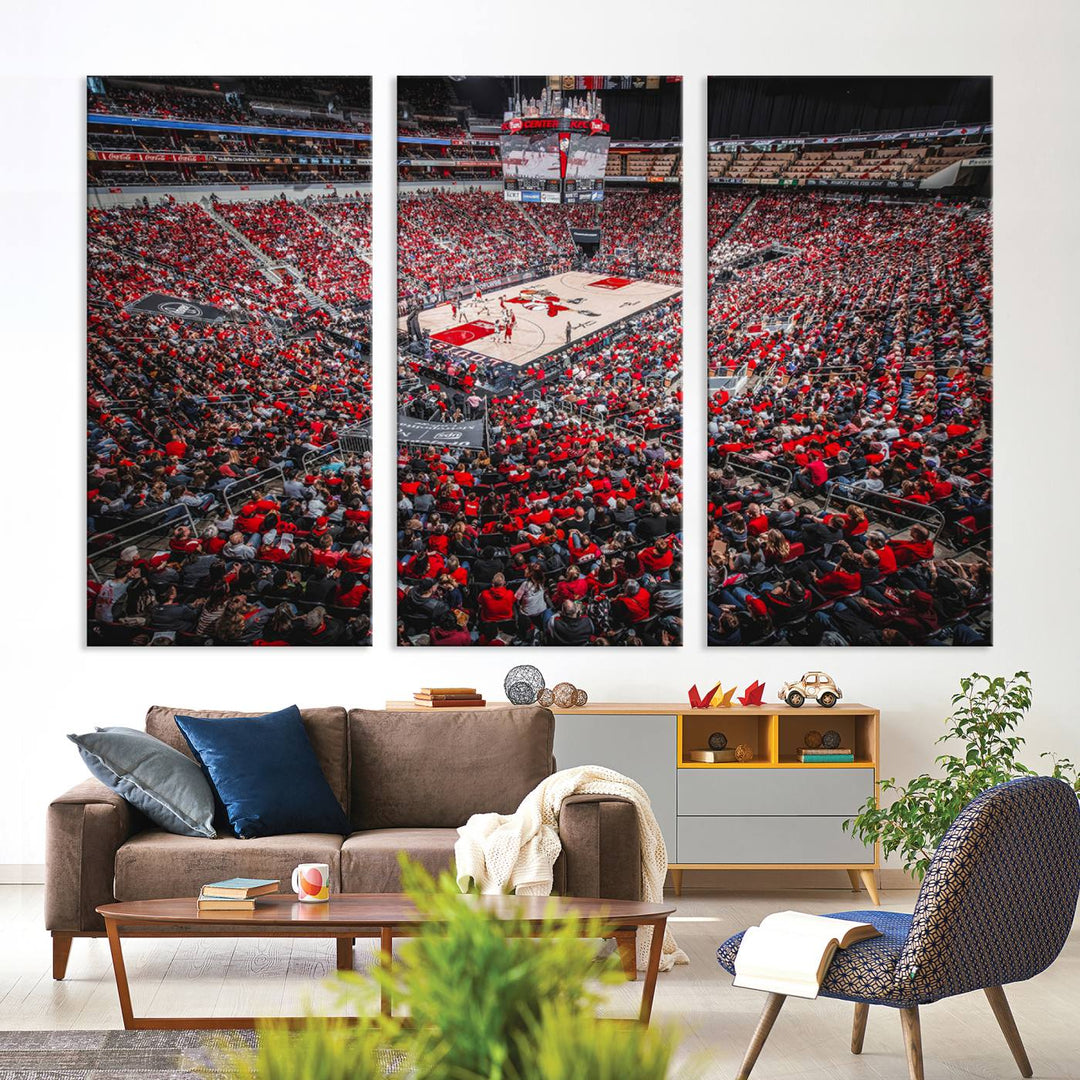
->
[[845, 672, 1080, 879], [511, 1002, 680, 1080], [213, 1020, 402, 1080], [213, 856, 682, 1079]]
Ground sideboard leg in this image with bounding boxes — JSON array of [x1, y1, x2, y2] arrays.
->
[[670, 868, 683, 896], [858, 870, 881, 906], [846, 869, 861, 893]]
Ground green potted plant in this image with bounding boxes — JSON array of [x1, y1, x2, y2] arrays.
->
[[845, 672, 1079, 880], [213, 857, 685, 1080]]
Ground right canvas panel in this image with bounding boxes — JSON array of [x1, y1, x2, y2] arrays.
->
[[707, 77, 992, 646]]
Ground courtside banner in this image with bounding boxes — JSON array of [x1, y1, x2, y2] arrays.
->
[[398, 416, 486, 449], [126, 292, 229, 323]]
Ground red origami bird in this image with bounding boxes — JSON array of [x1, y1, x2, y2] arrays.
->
[[738, 680, 766, 707]]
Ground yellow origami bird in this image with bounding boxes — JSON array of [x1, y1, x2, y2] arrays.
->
[[710, 683, 737, 708]]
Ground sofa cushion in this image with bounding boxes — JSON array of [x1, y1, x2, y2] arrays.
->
[[174, 707, 350, 840], [341, 829, 459, 892], [145, 705, 349, 814], [348, 707, 554, 829], [114, 830, 343, 901], [67, 727, 216, 838]]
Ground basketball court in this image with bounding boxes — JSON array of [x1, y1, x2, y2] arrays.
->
[[402, 270, 681, 367]]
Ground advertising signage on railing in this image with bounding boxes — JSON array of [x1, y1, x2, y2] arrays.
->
[[91, 151, 209, 164], [708, 122, 991, 153], [397, 134, 499, 147], [709, 176, 921, 190], [86, 113, 372, 141]]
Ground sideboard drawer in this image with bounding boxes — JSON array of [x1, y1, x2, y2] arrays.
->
[[677, 815, 874, 865], [677, 767, 874, 817]]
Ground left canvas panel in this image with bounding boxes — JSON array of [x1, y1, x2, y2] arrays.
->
[[87, 77, 373, 646]]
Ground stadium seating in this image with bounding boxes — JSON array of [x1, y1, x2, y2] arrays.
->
[[706, 190, 992, 646], [396, 188, 684, 645], [87, 195, 373, 646]]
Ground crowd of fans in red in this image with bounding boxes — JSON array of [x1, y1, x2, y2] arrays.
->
[[88, 195, 373, 646], [398, 189, 683, 304], [398, 188, 683, 646], [706, 190, 992, 645]]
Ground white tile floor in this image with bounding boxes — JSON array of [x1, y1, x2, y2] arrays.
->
[[2, 885, 1077, 1078]]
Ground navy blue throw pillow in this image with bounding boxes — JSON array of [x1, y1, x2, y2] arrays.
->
[[173, 706, 349, 839]]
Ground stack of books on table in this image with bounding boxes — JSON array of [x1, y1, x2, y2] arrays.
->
[[412, 687, 486, 708], [797, 747, 855, 763], [197, 877, 279, 912]]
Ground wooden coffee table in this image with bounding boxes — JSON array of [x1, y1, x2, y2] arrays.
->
[[96, 893, 675, 1030]]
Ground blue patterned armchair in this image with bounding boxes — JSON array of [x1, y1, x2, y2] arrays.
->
[[717, 776, 1080, 1080]]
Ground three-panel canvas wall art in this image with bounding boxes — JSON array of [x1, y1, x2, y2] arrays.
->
[[86, 75, 992, 647]]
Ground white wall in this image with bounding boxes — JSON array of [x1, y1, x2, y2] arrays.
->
[[1, 1, 1078, 875]]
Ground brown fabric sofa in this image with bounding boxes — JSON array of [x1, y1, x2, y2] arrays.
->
[[46, 704, 641, 979]]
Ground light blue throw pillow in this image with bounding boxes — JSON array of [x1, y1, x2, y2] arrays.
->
[[68, 727, 216, 838]]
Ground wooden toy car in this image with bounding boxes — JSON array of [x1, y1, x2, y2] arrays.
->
[[779, 672, 842, 708]]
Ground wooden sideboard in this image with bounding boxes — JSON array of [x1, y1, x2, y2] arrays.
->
[[385, 701, 881, 903]]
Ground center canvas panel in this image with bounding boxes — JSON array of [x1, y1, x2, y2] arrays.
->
[[398, 76, 683, 646], [87, 77, 373, 646]]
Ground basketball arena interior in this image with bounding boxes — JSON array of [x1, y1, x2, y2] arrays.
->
[[87, 77, 374, 645], [706, 77, 992, 647], [397, 76, 684, 646]]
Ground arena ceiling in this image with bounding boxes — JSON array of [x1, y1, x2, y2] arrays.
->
[[707, 76, 991, 140]]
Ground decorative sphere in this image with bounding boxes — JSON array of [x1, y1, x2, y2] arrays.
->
[[822, 730, 842, 749], [707, 731, 728, 751], [804, 730, 823, 749], [537, 688, 555, 708], [503, 665, 545, 706], [552, 682, 576, 709], [735, 743, 754, 762], [572, 688, 589, 707]]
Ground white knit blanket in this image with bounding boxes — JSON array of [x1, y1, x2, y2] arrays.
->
[[454, 765, 688, 972]]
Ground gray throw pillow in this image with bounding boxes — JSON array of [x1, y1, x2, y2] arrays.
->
[[68, 727, 216, 838]]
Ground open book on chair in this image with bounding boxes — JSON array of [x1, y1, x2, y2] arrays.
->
[[733, 910, 882, 999]]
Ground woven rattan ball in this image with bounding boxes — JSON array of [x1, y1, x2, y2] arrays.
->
[[707, 731, 728, 751], [503, 665, 545, 706], [804, 730, 823, 749], [822, 729, 842, 749], [734, 743, 754, 762], [552, 682, 577, 709], [572, 688, 589, 707], [537, 687, 555, 708]]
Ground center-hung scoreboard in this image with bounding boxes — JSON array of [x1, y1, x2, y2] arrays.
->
[[501, 116, 611, 204]]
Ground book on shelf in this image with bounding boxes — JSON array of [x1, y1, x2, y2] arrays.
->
[[413, 697, 486, 708], [690, 749, 737, 763], [200, 877, 279, 899], [417, 688, 477, 696], [733, 910, 881, 999], [797, 750, 854, 762], [799, 747, 853, 756]]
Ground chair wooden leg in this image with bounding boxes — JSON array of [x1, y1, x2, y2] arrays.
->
[[984, 985, 1033, 1077], [52, 932, 74, 981], [735, 993, 786, 1080], [847, 869, 862, 893], [851, 1002, 869, 1054], [899, 1006, 924, 1080], [858, 869, 881, 906], [670, 868, 683, 896]]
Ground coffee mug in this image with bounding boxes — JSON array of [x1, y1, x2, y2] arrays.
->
[[292, 862, 330, 902]]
